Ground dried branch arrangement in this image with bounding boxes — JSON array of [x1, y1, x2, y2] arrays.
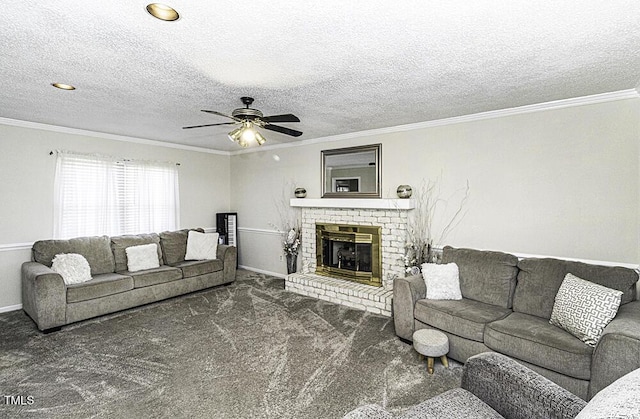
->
[[269, 179, 302, 253], [403, 176, 470, 270]]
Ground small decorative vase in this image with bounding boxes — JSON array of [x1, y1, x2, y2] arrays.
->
[[294, 187, 307, 198], [396, 184, 412, 199], [286, 253, 298, 274], [409, 266, 421, 276]]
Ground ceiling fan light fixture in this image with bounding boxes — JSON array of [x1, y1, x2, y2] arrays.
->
[[240, 123, 257, 143], [185, 97, 301, 148], [146, 3, 180, 21], [226, 121, 268, 147], [255, 131, 267, 146], [228, 126, 242, 142]]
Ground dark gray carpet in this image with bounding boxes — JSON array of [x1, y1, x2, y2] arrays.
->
[[0, 270, 463, 418]]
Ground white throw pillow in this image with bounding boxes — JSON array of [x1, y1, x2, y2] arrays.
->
[[185, 231, 219, 261], [422, 262, 462, 300], [51, 253, 92, 285], [550, 273, 623, 347], [125, 243, 160, 272]]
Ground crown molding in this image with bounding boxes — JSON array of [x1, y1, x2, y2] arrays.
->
[[2, 88, 637, 157], [231, 88, 640, 155], [0, 117, 230, 156]]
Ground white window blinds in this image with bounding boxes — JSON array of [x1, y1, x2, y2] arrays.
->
[[54, 151, 180, 238]]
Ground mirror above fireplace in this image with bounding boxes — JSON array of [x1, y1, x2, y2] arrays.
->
[[321, 144, 381, 198]]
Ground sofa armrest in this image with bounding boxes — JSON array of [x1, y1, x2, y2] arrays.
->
[[590, 300, 640, 398], [463, 352, 586, 419], [21, 262, 67, 331], [216, 244, 237, 283], [393, 274, 426, 341]]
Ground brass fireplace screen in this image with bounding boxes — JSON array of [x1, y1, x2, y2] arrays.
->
[[315, 223, 382, 287]]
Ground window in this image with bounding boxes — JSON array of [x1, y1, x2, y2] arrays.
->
[[54, 151, 179, 238]]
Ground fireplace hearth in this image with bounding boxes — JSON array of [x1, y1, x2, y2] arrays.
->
[[315, 223, 382, 287]]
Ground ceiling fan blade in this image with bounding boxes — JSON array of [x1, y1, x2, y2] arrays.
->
[[201, 110, 242, 122], [182, 122, 235, 129], [263, 114, 300, 123], [263, 124, 303, 137]]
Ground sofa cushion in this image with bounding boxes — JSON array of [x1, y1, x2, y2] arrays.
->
[[66, 272, 133, 303], [513, 258, 638, 319], [441, 246, 519, 309], [110, 233, 163, 273], [126, 266, 183, 288], [160, 228, 204, 265], [485, 312, 593, 380], [171, 259, 222, 279], [33, 235, 115, 275], [415, 298, 512, 342]]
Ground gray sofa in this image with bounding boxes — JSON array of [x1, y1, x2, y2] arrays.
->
[[22, 228, 237, 332], [343, 351, 640, 419], [393, 246, 640, 400]]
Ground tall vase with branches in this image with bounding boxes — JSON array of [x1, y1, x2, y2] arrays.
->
[[404, 177, 470, 273], [269, 179, 302, 274]]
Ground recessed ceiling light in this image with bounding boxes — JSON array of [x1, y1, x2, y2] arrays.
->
[[51, 83, 76, 90], [146, 3, 179, 21]]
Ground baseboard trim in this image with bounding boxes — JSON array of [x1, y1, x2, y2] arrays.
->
[[0, 304, 22, 313], [239, 265, 287, 279]]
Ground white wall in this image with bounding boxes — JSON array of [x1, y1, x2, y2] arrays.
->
[[231, 98, 640, 275], [0, 123, 231, 310], [2, 96, 638, 309]]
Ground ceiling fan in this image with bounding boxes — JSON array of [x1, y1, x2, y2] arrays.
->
[[183, 97, 303, 147]]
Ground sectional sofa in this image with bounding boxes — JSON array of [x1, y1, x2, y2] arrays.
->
[[393, 246, 640, 400], [22, 228, 237, 332]]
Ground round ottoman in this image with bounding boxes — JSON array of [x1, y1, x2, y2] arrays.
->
[[412, 329, 449, 374]]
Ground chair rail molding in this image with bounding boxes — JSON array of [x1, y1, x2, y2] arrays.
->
[[0, 243, 33, 252]]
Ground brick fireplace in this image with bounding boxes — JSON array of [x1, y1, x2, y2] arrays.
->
[[285, 198, 414, 317]]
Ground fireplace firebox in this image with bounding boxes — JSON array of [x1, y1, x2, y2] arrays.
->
[[315, 223, 382, 287]]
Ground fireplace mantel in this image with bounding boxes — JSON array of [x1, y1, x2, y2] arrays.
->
[[290, 198, 415, 210]]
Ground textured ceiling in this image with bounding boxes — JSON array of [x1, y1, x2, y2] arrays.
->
[[1, 1, 639, 152]]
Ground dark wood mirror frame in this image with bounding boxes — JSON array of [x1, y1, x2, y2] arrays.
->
[[321, 144, 381, 198]]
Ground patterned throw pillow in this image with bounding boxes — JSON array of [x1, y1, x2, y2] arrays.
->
[[549, 273, 623, 347]]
